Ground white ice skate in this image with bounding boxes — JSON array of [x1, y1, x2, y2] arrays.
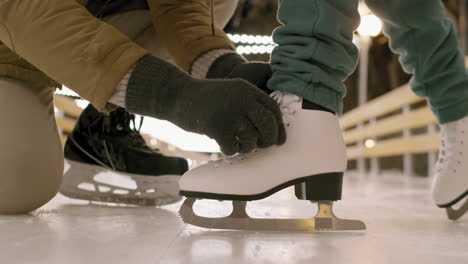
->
[[433, 116, 468, 220], [178, 91, 366, 231]]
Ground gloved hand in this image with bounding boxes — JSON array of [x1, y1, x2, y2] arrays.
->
[[206, 53, 272, 93], [126, 55, 286, 155]]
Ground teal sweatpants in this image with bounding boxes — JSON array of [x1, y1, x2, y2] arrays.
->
[[268, 0, 468, 124]]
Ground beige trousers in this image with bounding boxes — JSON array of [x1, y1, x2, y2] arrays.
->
[[0, 1, 238, 214], [0, 79, 63, 214]]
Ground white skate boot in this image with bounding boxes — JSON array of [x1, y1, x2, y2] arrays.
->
[[433, 116, 468, 220], [178, 91, 366, 231]]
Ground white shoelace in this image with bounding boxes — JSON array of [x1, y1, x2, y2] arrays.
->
[[213, 91, 301, 167], [271, 91, 301, 127]]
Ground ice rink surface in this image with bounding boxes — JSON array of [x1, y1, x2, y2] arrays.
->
[[1, 171, 467, 264]]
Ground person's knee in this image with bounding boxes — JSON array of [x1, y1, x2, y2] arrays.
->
[[0, 80, 63, 215], [0, 159, 63, 215], [213, 0, 239, 28]]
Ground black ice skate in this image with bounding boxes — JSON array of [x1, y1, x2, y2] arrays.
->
[[61, 105, 188, 206], [178, 91, 366, 231]]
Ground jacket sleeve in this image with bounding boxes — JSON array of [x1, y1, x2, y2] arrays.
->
[[0, 0, 148, 111], [148, 0, 236, 72]]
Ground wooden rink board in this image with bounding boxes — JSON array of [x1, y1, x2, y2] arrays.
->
[[347, 133, 440, 159], [340, 83, 439, 160]]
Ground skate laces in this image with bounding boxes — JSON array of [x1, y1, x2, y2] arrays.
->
[[112, 109, 152, 150], [437, 118, 466, 174], [271, 91, 301, 127], [129, 115, 150, 149], [214, 91, 301, 167], [217, 149, 260, 166]]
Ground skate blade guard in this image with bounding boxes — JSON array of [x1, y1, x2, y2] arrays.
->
[[179, 173, 366, 231], [60, 159, 182, 206]]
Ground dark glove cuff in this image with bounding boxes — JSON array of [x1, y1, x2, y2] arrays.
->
[[206, 53, 247, 79]]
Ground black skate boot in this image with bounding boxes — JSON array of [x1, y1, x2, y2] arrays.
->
[[61, 105, 188, 206]]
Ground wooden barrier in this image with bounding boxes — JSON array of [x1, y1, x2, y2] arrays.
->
[[54, 95, 81, 145], [340, 84, 439, 160], [340, 84, 424, 129], [54, 94, 83, 118]]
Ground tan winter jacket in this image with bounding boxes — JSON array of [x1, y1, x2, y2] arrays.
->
[[0, 0, 235, 111]]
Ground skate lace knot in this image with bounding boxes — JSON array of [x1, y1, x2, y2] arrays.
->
[[212, 149, 260, 168], [271, 91, 301, 127], [213, 91, 300, 168]]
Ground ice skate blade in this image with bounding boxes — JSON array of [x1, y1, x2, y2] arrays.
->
[[60, 160, 182, 206], [178, 198, 366, 231], [446, 198, 468, 221]]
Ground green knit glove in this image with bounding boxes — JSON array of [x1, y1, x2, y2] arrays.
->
[[126, 55, 286, 155], [207, 53, 273, 93]]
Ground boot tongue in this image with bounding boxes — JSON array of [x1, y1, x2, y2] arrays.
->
[[109, 108, 152, 150], [78, 104, 107, 132]]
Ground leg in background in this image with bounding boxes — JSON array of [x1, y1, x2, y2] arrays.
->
[[365, 0, 468, 219], [365, 0, 468, 124]]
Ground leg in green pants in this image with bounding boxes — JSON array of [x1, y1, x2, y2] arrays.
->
[[365, 0, 468, 123], [269, 0, 468, 124], [268, 0, 360, 114]]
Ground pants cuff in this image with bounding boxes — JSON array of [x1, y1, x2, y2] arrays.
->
[[432, 98, 468, 124], [268, 76, 343, 114]]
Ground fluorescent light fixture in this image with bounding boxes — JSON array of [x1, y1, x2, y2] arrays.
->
[[228, 34, 274, 45]]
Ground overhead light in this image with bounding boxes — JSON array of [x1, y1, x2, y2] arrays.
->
[[228, 34, 275, 45], [365, 139, 376, 149], [236, 45, 276, 55], [357, 15, 382, 37]]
